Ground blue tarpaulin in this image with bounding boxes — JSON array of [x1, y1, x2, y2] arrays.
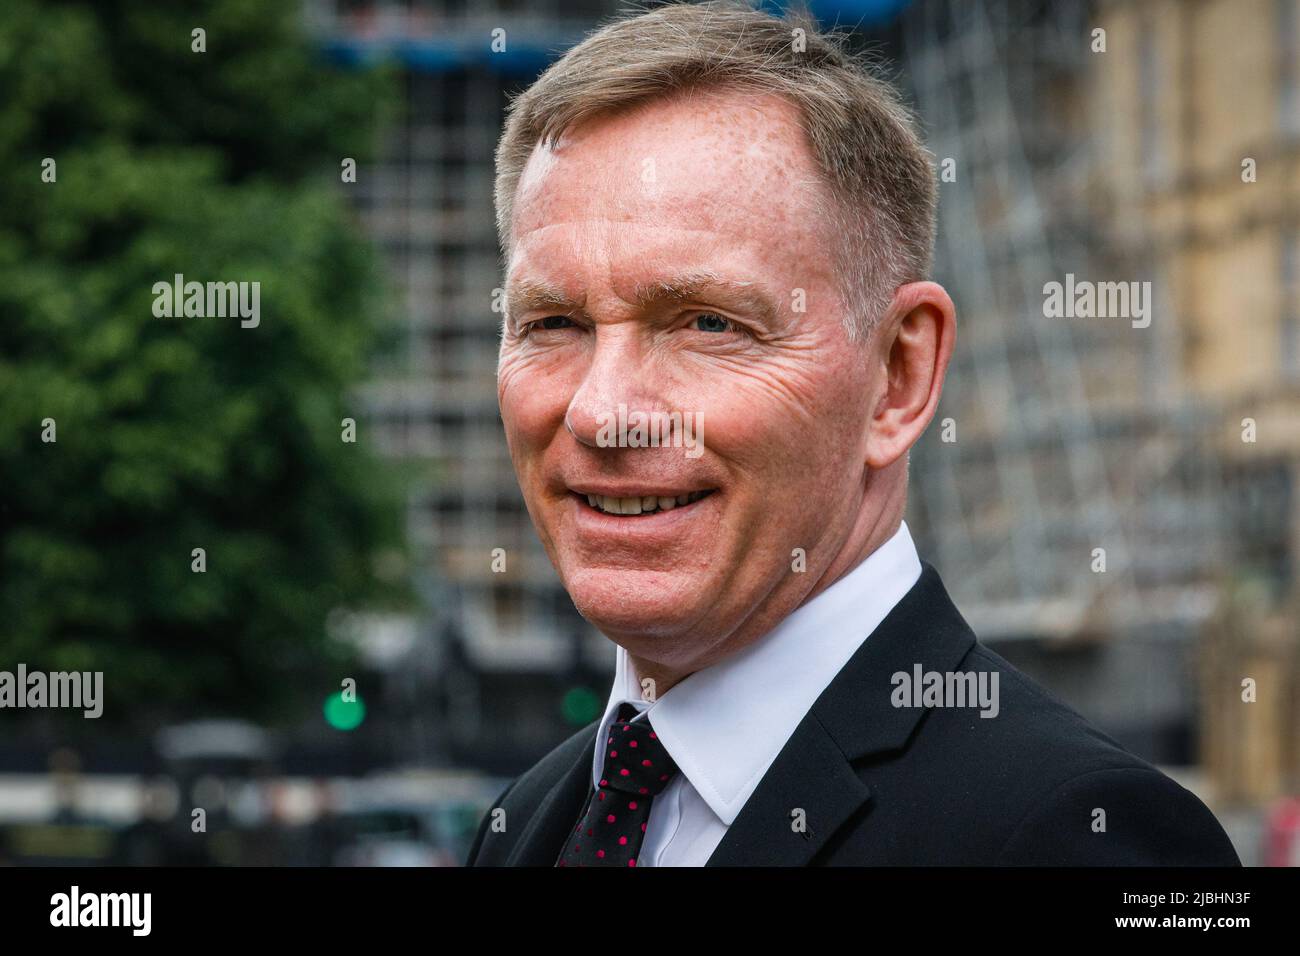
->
[[318, 0, 912, 76]]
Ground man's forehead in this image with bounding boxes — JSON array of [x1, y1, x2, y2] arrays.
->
[[510, 89, 828, 243]]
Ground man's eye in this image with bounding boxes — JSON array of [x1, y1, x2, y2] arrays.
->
[[693, 312, 732, 333], [526, 315, 576, 333]]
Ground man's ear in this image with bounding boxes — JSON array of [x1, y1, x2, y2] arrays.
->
[[865, 281, 956, 470]]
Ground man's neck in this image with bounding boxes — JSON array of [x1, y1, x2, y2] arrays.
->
[[631, 650, 714, 699]]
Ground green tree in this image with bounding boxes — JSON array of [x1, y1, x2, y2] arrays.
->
[[0, 0, 406, 725]]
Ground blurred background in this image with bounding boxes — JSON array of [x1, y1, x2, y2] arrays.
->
[[0, 0, 1296, 866]]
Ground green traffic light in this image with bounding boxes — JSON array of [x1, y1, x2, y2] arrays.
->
[[324, 690, 366, 730], [562, 686, 601, 725]]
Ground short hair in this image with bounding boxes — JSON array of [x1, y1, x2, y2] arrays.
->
[[493, 0, 937, 340]]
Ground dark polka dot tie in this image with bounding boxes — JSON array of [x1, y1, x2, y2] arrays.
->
[[557, 703, 678, 867]]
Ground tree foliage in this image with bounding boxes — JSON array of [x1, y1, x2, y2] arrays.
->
[[0, 0, 406, 725]]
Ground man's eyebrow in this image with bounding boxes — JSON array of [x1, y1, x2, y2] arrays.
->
[[631, 270, 780, 324], [505, 278, 586, 319]]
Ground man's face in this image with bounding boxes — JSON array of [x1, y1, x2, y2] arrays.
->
[[498, 89, 882, 674]]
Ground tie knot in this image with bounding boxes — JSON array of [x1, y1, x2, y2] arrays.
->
[[599, 704, 677, 796]]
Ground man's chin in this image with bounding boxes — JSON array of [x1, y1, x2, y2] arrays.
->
[[564, 567, 710, 641]]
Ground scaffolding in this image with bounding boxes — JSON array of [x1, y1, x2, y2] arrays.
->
[[900, 0, 1232, 644]]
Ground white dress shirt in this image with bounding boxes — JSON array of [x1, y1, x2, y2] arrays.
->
[[590, 519, 923, 866]]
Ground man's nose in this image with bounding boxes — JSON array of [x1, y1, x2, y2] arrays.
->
[[564, 332, 657, 449]]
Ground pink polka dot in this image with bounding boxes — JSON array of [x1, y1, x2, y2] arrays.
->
[[618, 836, 628, 845], [609, 750, 617, 758], [629, 740, 638, 748], [642, 759, 652, 766], [606, 814, 616, 823], [620, 768, 630, 776], [628, 859, 636, 867], [628, 801, 638, 810], [597, 850, 605, 859]]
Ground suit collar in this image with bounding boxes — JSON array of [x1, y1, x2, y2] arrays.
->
[[811, 560, 977, 760], [706, 561, 976, 865]]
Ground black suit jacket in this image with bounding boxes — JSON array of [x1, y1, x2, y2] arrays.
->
[[466, 562, 1241, 866]]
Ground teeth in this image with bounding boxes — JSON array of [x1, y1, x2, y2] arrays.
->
[[585, 490, 712, 515]]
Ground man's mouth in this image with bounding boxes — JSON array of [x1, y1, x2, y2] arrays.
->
[[573, 489, 716, 516]]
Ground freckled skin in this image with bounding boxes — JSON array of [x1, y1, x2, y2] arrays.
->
[[497, 89, 955, 694]]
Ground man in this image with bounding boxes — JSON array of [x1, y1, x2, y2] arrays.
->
[[467, 1, 1240, 866]]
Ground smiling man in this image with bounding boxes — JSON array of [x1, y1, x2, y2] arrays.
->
[[467, 1, 1239, 867]]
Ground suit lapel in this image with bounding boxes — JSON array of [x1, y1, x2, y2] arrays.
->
[[705, 710, 871, 866], [506, 730, 596, 866], [707, 562, 976, 866]]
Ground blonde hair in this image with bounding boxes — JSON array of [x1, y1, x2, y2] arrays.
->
[[494, 0, 937, 339]]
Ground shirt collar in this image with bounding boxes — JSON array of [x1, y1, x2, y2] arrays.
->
[[592, 519, 923, 825]]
